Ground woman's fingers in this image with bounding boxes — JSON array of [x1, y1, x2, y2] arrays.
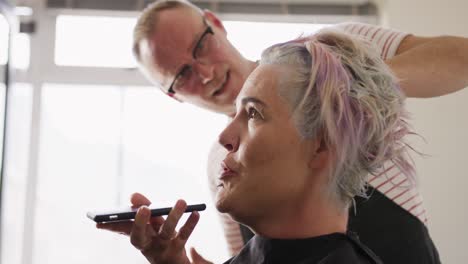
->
[[190, 247, 213, 264], [174, 211, 200, 250], [130, 192, 165, 228], [96, 221, 133, 235], [150, 215, 165, 231], [96, 194, 201, 264], [158, 200, 187, 240], [177, 211, 200, 241], [95, 214, 164, 237], [131, 193, 152, 208], [96, 192, 153, 237], [130, 206, 156, 250], [122, 199, 202, 264]]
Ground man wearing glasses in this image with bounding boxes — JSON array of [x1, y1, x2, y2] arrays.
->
[[134, 2, 257, 114], [98, 0, 468, 263]]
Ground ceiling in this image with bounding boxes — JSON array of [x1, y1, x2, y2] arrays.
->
[[11, 0, 376, 16]]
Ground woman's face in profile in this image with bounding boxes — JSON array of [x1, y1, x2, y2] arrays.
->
[[216, 64, 318, 224]]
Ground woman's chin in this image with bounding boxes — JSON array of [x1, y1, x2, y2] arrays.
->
[[215, 184, 252, 223], [215, 189, 233, 213]]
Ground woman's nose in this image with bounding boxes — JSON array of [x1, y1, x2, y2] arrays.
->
[[218, 121, 240, 153]]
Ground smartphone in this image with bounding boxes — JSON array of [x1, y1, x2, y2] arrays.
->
[[87, 203, 206, 223]]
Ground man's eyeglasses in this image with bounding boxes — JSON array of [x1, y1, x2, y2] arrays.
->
[[167, 24, 215, 95]]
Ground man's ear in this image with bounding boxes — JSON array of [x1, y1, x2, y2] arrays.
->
[[203, 9, 227, 34], [308, 138, 329, 169]]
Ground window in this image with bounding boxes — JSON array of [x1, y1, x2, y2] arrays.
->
[[34, 84, 132, 263], [225, 21, 328, 61], [1, 83, 33, 264], [11, 33, 30, 69], [0, 14, 30, 69], [2, 12, 329, 264], [31, 84, 228, 263], [53, 15, 327, 68], [55, 15, 137, 68], [0, 14, 8, 65]]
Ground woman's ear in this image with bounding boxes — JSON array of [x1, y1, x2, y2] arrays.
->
[[308, 138, 329, 169], [203, 9, 227, 34]]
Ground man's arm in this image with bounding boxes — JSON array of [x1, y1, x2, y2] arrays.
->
[[387, 35, 468, 98], [339, 23, 468, 98]]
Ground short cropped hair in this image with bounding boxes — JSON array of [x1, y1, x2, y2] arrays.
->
[[133, 0, 201, 62], [260, 30, 415, 209]]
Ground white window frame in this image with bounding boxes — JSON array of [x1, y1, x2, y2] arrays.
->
[[5, 2, 379, 264]]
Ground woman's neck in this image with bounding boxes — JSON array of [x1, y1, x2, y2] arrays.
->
[[247, 193, 348, 239]]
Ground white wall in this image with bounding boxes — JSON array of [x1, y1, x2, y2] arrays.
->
[[376, 0, 468, 263]]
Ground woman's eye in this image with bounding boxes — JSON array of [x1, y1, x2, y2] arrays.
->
[[247, 107, 261, 120]]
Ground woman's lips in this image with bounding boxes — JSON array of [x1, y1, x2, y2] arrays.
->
[[219, 160, 238, 181], [220, 169, 236, 180]]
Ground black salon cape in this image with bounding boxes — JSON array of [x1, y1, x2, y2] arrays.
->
[[222, 232, 382, 264], [238, 186, 441, 264]]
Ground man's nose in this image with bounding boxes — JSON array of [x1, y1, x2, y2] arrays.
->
[[192, 62, 215, 85]]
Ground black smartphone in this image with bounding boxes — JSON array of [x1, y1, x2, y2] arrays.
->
[[87, 203, 206, 223]]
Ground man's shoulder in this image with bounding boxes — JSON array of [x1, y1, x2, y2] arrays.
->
[[323, 22, 408, 60]]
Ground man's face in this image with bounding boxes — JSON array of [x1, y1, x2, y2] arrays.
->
[[138, 7, 255, 115]]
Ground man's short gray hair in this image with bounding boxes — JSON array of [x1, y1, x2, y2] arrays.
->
[[133, 0, 201, 62]]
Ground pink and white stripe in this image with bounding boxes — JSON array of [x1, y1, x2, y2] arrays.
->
[[368, 162, 428, 224], [338, 22, 409, 60]]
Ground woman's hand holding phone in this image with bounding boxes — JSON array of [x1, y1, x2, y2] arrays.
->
[[96, 193, 212, 264]]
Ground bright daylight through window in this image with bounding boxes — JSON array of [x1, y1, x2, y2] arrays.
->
[[2, 13, 328, 264]]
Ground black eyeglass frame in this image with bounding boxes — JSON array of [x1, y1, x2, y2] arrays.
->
[[167, 24, 215, 95]]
